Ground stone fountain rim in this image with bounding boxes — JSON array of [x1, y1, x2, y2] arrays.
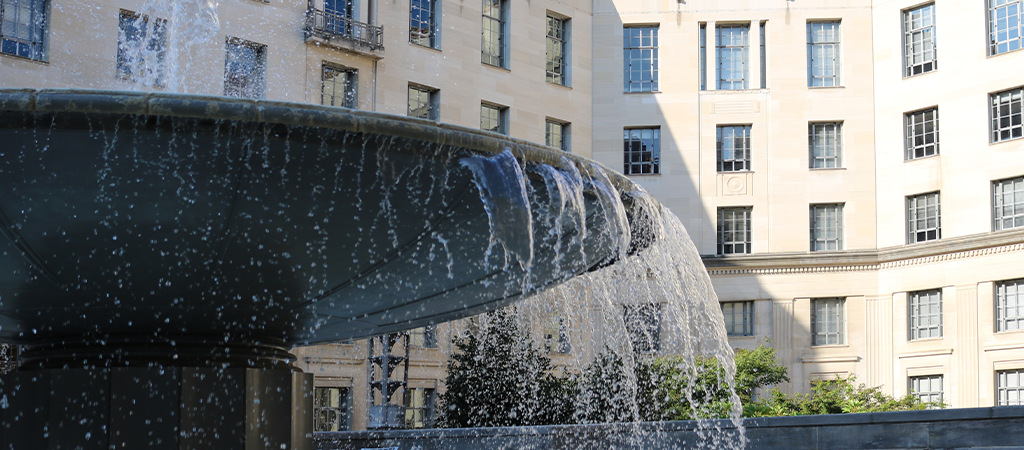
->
[[0, 88, 647, 199]]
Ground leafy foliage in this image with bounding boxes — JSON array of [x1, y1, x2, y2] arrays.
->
[[437, 321, 934, 428], [744, 375, 944, 417]]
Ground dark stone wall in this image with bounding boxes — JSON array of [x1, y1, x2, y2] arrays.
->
[[315, 406, 1024, 450]]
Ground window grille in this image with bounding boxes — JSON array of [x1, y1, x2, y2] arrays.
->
[[993, 176, 1024, 231], [546, 16, 567, 85], [906, 108, 939, 160], [408, 85, 438, 120], [716, 25, 749, 90], [997, 369, 1024, 406], [991, 87, 1023, 142], [624, 26, 658, 92], [810, 204, 843, 251], [812, 298, 845, 346], [623, 128, 660, 175], [909, 289, 943, 340], [410, 0, 436, 47], [480, 103, 506, 135], [699, 23, 707, 90], [904, 4, 937, 76], [0, 0, 47, 61], [807, 21, 841, 87], [408, 325, 437, 348], [323, 65, 357, 109], [224, 38, 267, 99], [997, 279, 1024, 332], [989, 0, 1023, 55], [481, 0, 506, 67], [759, 21, 767, 89], [404, 387, 436, 428], [546, 120, 569, 152], [809, 122, 842, 168], [718, 125, 751, 172], [910, 375, 943, 406], [314, 386, 351, 431], [907, 192, 940, 243], [722, 301, 754, 336], [718, 207, 752, 255]]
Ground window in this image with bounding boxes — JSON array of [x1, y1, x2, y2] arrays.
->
[[807, 21, 841, 87], [322, 64, 357, 108], [314, 386, 350, 431], [991, 87, 1023, 142], [481, 0, 506, 67], [759, 21, 767, 89], [909, 375, 943, 406], [809, 122, 842, 168], [543, 311, 570, 353], [906, 108, 939, 160], [480, 103, 507, 135], [623, 26, 658, 92], [699, 23, 707, 90], [546, 15, 568, 85], [409, 325, 437, 348], [812, 298, 845, 346], [410, 0, 437, 48], [907, 192, 941, 244], [810, 204, 843, 251], [718, 207, 752, 255], [0, 0, 47, 60], [408, 84, 439, 120], [546, 119, 569, 152], [904, 4, 936, 76], [994, 177, 1024, 230], [996, 278, 1024, 332], [224, 38, 267, 99], [624, 303, 661, 353], [997, 369, 1024, 406], [404, 387, 435, 428], [623, 127, 660, 175], [989, 0, 1023, 55], [117, 11, 167, 86], [722, 301, 754, 336], [717, 125, 751, 172], [909, 289, 942, 340], [716, 24, 749, 90]]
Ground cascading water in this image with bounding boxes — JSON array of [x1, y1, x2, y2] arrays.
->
[[0, 86, 744, 448]]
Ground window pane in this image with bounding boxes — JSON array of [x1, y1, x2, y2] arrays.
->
[[623, 127, 660, 174], [624, 26, 659, 92], [807, 21, 841, 87]]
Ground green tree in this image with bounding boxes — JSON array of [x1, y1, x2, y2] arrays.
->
[[435, 307, 573, 428]]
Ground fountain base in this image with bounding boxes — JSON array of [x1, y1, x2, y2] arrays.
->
[[0, 361, 312, 449]]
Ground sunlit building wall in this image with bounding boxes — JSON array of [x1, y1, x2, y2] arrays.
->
[[3, 0, 1024, 430]]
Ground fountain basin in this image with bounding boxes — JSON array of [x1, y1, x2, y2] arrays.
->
[[0, 88, 659, 355]]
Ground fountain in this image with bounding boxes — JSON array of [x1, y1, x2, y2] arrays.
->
[[0, 88, 669, 448]]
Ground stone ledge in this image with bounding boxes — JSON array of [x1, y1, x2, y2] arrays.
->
[[315, 406, 1024, 449], [703, 228, 1024, 276]]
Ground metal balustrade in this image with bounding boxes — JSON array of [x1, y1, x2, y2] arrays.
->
[[305, 8, 384, 52]]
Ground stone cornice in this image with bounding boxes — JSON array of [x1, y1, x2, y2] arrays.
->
[[703, 229, 1024, 276]]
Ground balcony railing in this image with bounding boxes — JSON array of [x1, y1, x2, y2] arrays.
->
[[305, 9, 384, 56]]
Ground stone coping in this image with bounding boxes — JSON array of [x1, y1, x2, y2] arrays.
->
[[315, 406, 1024, 440], [0, 88, 645, 200], [703, 228, 1024, 273]]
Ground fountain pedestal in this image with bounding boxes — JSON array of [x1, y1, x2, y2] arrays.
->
[[1, 345, 312, 449], [1, 367, 312, 449]]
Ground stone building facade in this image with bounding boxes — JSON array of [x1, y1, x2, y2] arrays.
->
[[1, 0, 1023, 431]]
